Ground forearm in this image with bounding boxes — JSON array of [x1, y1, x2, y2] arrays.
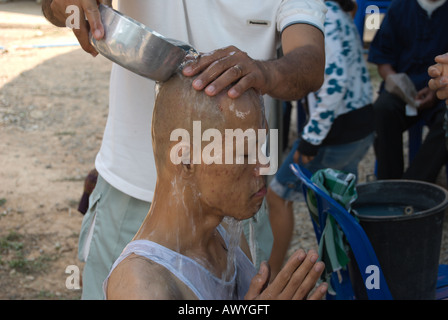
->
[[41, 0, 110, 56], [42, 0, 65, 27], [264, 44, 325, 100], [377, 63, 396, 81]]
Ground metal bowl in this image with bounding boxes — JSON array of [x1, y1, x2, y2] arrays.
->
[[90, 4, 197, 81]]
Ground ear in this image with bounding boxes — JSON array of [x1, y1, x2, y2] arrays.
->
[[181, 161, 195, 178], [168, 140, 196, 178], [175, 143, 195, 178]]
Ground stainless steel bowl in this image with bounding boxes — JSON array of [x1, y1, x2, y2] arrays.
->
[[90, 4, 197, 81]]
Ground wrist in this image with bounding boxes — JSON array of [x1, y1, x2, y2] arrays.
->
[[255, 59, 278, 97], [42, 0, 66, 27], [378, 64, 396, 81]]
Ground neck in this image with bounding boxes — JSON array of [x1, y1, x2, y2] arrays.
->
[[134, 175, 224, 255]]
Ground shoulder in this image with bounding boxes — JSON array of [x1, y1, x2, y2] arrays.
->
[[277, 0, 327, 32], [106, 254, 188, 300]]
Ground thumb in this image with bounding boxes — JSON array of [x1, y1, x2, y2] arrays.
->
[[244, 261, 270, 300]]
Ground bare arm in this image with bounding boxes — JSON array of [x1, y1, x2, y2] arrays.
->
[[106, 255, 185, 300], [183, 24, 325, 100], [377, 63, 396, 81], [274, 23, 325, 99]]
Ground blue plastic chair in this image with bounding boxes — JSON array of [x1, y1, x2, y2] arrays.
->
[[291, 163, 448, 300], [354, 0, 392, 41], [290, 163, 393, 300], [436, 264, 448, 300]]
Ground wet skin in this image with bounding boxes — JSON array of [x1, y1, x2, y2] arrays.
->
[[106, 74, 327, 300]]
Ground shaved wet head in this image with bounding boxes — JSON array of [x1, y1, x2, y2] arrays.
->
[[152, 73, 263, 172]]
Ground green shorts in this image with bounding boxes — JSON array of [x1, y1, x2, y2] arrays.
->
[[78, 175, 150, 300]]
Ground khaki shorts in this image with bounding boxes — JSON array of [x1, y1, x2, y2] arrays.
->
[[78, 175, 150, 300]]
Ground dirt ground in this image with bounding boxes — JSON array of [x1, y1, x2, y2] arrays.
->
[[0, 0, 110, 299], [0, 1, 447, 300]]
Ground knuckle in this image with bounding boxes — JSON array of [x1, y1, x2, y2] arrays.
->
[[225, 45, 238, 51], [293, 286, 308, 299], [232, 66, 241, 77], [208, 60, 223, 74], [245, 72, 257, 83], [235, 50, 249, 61], [276, 269, 291, 284]]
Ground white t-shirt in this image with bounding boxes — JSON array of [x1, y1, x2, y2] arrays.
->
[[96, 0, 327, 202]]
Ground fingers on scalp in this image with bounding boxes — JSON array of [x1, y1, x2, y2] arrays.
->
[[229, 72, 258, 97]]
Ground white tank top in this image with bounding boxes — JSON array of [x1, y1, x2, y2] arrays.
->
[[103, 226, 257, 300]]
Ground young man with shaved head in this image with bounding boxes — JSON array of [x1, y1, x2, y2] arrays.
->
[[103, 73, 328, 300]]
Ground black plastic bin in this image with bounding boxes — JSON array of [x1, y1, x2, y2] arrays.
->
[[349, 179, 448, 300]]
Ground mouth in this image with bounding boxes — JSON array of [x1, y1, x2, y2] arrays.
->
[[252, 185, 267, 198]]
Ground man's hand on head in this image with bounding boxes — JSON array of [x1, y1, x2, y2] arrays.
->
[[183, 24, 325, 102], [182, 46, 273, 99]]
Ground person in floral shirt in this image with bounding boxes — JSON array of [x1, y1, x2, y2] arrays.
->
[[267, 0, 374, 278]]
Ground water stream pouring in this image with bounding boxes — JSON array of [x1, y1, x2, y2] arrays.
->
[[89, 4, 198, 82]]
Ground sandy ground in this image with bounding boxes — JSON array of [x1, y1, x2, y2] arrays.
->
[[0, 0, 110, 299], [0, 0, 447, 300]]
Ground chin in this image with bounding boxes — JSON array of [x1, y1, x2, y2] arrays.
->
[[226, 199, 264, 221], [230, 209, 258, 221], [243, 204, 264, 220]]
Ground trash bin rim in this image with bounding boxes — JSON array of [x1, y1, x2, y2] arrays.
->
[[353, 179, 448, 221]]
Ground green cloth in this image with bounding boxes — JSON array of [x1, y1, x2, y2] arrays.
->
[[305, 168, 358, 294]]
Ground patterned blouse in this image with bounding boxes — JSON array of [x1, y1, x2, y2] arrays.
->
[[301, 1, 373, 148]]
